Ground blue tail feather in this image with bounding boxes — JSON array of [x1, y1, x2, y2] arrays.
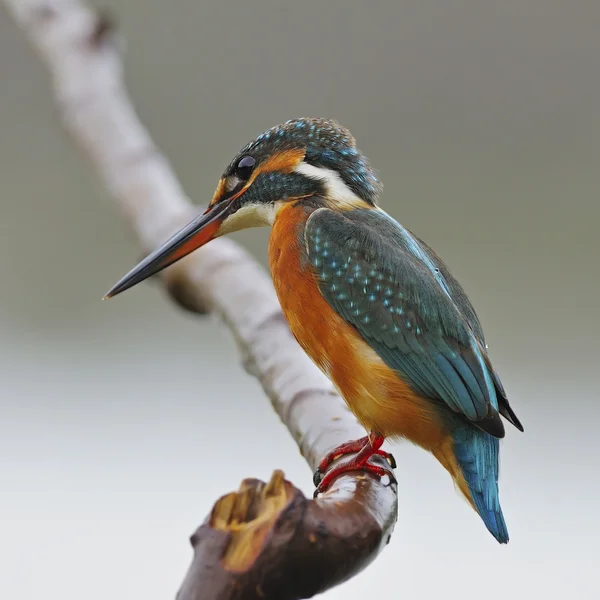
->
[[453, 426, 509, 543]]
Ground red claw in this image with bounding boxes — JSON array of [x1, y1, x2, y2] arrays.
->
[[313, 433, 396, 497]]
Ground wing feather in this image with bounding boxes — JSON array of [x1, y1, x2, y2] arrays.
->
[[304, 207, 512, 437]]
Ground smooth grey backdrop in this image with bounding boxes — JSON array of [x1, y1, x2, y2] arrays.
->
[[1, 2, 598, 599]]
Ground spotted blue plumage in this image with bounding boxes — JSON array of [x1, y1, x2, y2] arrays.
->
[[306, 207, 508, 430], [305, 207, 522, 543]]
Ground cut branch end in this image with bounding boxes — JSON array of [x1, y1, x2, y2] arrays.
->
[[211, 470, 295, 572], [178, 469, 397, 600]]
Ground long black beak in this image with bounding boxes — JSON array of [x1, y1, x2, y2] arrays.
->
[[104, 201, 231, 299]]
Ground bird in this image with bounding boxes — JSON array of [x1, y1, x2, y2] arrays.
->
[[104, 117, 524, 543]]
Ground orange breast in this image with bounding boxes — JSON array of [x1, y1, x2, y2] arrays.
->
[[268, 203, 446, 450]]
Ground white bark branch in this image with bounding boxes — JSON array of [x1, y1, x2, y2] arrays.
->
[[4, 1, 398, 597]]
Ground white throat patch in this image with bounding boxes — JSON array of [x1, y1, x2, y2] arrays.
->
[[218, 201, 282, 235]]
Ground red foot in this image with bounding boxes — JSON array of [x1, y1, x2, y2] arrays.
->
[[313, 434, 397, 497]]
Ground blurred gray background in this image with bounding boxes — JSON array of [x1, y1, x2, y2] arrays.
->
[[1, 1, 598, 599]]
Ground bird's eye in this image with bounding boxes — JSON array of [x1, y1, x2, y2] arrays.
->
[[235, 156, 256, 181]]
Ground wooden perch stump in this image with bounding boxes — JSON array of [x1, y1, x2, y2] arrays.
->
[[177, 469, 396, 600], [3, 0, 400, 598]]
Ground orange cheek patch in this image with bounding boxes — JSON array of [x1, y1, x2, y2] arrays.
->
[[255, 148, 306, 177]]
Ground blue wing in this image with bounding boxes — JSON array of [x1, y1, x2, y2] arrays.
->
[[304, 207, 523, 437]]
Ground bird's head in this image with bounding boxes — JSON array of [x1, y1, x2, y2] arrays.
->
[[104, 117, 381, 298]]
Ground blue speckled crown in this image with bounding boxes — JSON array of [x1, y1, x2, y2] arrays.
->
[[226, 118, 382, 205]]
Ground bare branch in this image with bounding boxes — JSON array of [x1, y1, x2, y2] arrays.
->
[[4, 1, 398, 597]]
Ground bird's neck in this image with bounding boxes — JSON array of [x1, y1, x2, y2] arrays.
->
[[269, 200, 315, 259]]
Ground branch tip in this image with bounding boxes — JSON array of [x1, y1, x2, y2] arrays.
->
[[206, 472, 296, 573]]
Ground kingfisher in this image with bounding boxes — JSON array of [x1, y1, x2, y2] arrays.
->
[[104, 117, 523, 543]]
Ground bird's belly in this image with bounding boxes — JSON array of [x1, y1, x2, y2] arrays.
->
[[268, 206, 445, 449]]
